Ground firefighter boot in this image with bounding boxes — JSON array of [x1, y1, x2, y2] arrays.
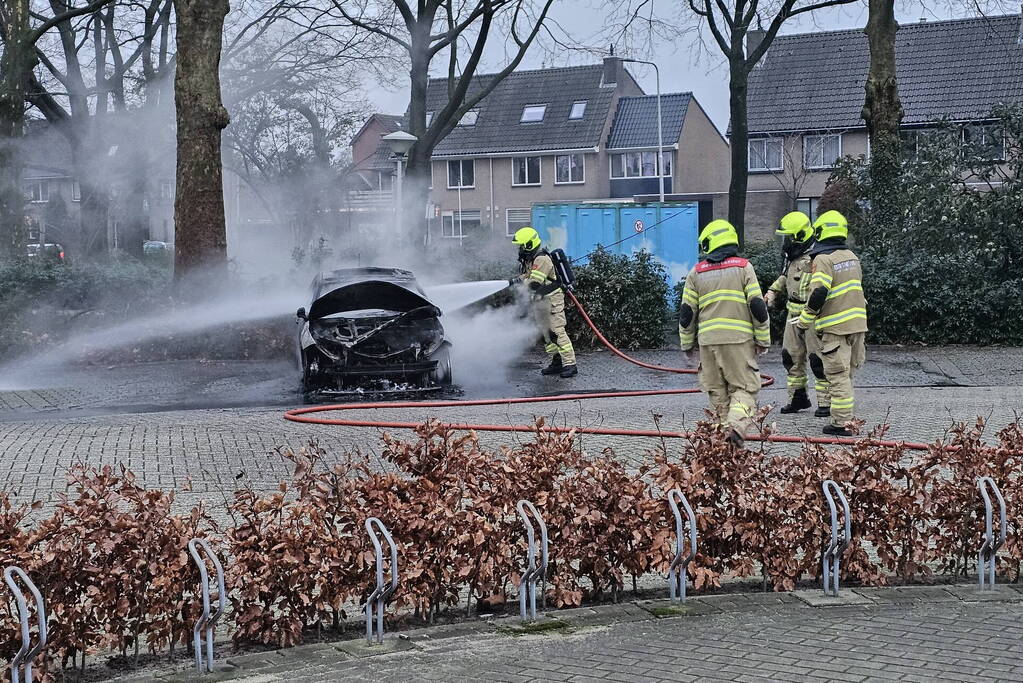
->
[[823, 423, 853, 437], [560, 364, 578, 378], [815, 406, 831, 418], [541, 356, 563, 376], [780, 388, 811, 414]]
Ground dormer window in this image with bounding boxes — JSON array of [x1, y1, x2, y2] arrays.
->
[[569, 101, 587, 120], [520, 105, 547, 123], [425, 111, 434, 126], [458, 109, 479, 126]]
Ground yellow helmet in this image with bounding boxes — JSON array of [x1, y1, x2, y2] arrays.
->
[[812, 210, 849, 241], [698, 219, 739, 254], [512, 226, 541, 251], [777, 211, 813, 242]]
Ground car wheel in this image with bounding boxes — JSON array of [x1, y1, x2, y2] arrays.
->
[[430, 347, 453, 387]]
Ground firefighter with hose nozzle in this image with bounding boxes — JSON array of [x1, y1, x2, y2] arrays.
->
[[509, 227, 578, 378], [765, 211, 830, 416], [678, 219, 771, 448]]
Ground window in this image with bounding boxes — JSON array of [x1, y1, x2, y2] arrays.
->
[[447, 159, 474, 188], [803, 134, 842, 170], [520, 105, 547, 123], [569, 101, 587, 120], [555, 154, 585, 184], [506, 208, 532, 237], [748, 138, 783, 171], [71, 180, 81, 202], [512, 156, 541, 186], [160, 180, 175, 200], [425, 111, 434, 127], [609, 151, 673, 178], [963, 124, 1005, 161], [25, 180, 49, 203], [796, 198, 820, 223], [441, 210, 481, 238], [457, 110, 478, 126]]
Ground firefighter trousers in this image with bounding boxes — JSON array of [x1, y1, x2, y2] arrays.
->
[[819, 331, 866, 426], [535, 296, 576, 365], [783, 320, 830, 406], [698, 340, 761, 435]]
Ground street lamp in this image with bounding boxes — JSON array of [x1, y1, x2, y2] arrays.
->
[[620, 58, 664, 204], [381, 131, 418, 239]]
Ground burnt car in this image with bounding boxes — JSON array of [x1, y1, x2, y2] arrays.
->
[[296, 267, 452, 395]]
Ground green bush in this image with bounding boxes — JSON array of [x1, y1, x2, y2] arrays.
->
[[567, 247, 669, 350]]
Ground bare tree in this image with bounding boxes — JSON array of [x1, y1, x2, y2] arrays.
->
[[332, 0, 557, 244], [0, 0, 115, 256]]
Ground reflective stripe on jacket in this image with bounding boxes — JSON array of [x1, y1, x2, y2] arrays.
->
[[798, 249, 868, 334], [769, 253, 812, 316]]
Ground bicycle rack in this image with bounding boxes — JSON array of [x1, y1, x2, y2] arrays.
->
[[667, 489, 697, 602], [977, 477, 1007, 590], [187, 539, 226, 674], [4, 567, 47, 683], [517, 500, 549, 622], [821, 480, 851, 597], [364, 517, 398, 644]]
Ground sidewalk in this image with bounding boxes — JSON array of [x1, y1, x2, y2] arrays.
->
[[119, 584, 1023, 682]]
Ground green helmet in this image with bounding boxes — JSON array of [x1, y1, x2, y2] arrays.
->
[[512, 226, 541, 251], [777, 211, 813, 243], [698, 219, 739, 254], [812, 210, 849, 241]]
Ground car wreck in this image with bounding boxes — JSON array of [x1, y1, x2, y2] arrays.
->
[[296, 267, 452, 395]]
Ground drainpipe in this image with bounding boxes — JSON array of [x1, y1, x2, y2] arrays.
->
[[489, 157, 495, 233]]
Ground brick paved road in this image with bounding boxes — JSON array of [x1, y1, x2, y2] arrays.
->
[[130, 597, 1023, 682]]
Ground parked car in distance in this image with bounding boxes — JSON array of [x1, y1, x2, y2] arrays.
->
[[26, 243, 65, 261]]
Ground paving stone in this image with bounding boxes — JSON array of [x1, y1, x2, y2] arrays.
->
[[332, 637, 416, 658], [792, 589, 876, 607], [639, 598, 720, 617], [946, 584, 1023, 602], [853, 585, 959, 604], [552, 602, 655, 627]]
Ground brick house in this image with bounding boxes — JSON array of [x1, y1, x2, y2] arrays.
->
[[351, 57, 730, 243], [742, 12, 1023, 241]]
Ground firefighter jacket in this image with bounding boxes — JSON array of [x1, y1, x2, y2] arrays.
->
[[521, 251, 564, 307], [769, 253, 813, 317], [797, 245, 868, 334], [679, 255, 771, 351]]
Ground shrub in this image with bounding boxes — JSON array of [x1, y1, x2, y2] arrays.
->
[[568, 247, 669, 349]]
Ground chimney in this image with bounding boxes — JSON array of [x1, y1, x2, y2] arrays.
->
[[603, 55, 622, 87], [746, 29, 767, 62]]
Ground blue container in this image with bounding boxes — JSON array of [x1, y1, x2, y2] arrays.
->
[[531, 202, 700, 287]]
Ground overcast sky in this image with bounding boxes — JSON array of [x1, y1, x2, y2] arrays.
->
[[364, 1, 1004, 133]]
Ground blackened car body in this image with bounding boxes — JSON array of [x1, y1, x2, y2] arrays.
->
[[296, 267, 452, 395]]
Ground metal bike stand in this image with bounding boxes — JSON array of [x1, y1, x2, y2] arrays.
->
[[821, 480, 851, 597], [517, 500, 549, 621], [4, 567, 47, 683], [976, 477, 1007, 590], [667, 489, 697, 602], [364, 517, 399, 644], [187, 539, 226, 674]]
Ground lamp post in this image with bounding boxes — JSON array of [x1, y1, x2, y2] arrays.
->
[[621, 58, 664, 204], [381, 131, 418, 240]]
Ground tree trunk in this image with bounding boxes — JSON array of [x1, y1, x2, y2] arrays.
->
[[0, 0, 32, 258], [402, 29, 433, 248], [726, 64, 749, 246], [173, 0, 230, 284], [862, 0, 903, 245]]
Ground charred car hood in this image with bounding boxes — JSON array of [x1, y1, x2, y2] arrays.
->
[[308, 280, 440, 321]]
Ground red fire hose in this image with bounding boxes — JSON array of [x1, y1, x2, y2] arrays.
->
[[285, 290, 934, 451]]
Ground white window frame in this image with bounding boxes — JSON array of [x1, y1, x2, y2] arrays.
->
[[447, 159, 475, 189], [520, 104, 547, 123], [457, 109, 479, 126], [506, 207, 532, 237], [425, 111, 434, 127], [802, 133, 843, 170], [441, 209, 481, 239], [609, 151, 673, 179], [512, 156, 542, 187], [25, 179, 50, 203], [963, 123, 1006, 161], [71, 180, 81, 202], [569, 101, 587, 120], [555, 153, 585, 184], [796, 197, 820, 223], [748, 138, 784, 172]]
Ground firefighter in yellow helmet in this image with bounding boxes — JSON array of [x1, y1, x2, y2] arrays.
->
[[765, 211, 830, 416], [679, 219, 770, 447], [510, 227, 577, 378], [795, 210, 867, 436]]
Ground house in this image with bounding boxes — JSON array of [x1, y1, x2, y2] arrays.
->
[[742, 12, 1023, 240], [350, 57, 730, 243]]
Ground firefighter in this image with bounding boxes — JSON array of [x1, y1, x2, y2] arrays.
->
[[679, 219, 770, 447], [795, 210, 867, 437], [764, 211, 830, 416], [510, 227, 578, 378]]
